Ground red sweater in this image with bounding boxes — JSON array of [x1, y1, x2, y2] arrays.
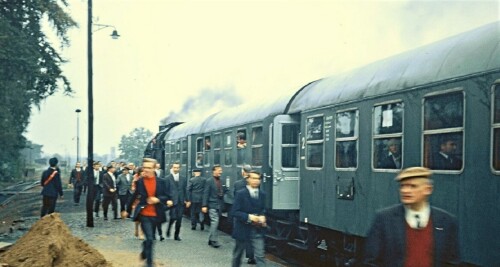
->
[[404, 218, 434, 267], [140, 177, 157, 217]]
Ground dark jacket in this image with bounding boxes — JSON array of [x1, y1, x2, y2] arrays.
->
[[69, 168, 86, 187], [166, 173, 187, 205], [232, 178, 247, 197], [231, 187, 266, 240], [86, 168, 103, 187], [363, 204, 460, 267], [203, 176, 224, 210], [41, 167, 63, 198], [102, 172, 117, 197], [187, 175, 206, 203], [127, 176, 171, 223]]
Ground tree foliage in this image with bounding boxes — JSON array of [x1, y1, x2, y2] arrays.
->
[[0, 0, 76, 178], [118, 127, 154, 165]]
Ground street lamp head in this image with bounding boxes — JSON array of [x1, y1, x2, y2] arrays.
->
[[111, 30, 120, 39], [75, 109, 82, 113]]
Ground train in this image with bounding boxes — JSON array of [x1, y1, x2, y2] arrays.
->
[[145, 22, 500, 266]]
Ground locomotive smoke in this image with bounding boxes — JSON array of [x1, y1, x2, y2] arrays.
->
[[160, 87, 243, 124]]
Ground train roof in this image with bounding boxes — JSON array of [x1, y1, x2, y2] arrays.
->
[[165, 113, 218, 140], [287, 21, 500, 113]]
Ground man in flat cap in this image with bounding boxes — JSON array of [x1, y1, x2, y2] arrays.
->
[[363, 167, 460, 267], [116, 166, 132, 215], [187, 168, 206, 231], [40, 157, 64, 217]]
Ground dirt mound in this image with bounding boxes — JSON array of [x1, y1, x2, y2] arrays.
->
[[0, 213, 111, 267]]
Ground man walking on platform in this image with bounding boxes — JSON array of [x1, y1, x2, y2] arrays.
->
[[116, 166, 132, 214], [69, 162, 85, 206], [88, 162, 103, 217], [187, 168, 206, 230], [40, 157, 64, 217], [102, 163, 118, 220], [231, 170, 267, 267], [166, 161, 189, 241], [124, 158, 173, 267], [202, 165, 225, 248]]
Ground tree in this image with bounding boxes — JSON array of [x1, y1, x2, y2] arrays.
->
[[118, 128, 154, 165], [0, 1, 77, 178]]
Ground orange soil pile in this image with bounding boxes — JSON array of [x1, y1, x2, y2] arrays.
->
[[0, 213, 111, 267]]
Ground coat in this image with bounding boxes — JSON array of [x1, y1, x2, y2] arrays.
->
[[187, 176, 206, 203], [165, 173, 187, 205], [69, 168, 86, 187], [101, 172, 117, 197], [202, 176, 224, 210], [363, 204, 460, 267], [116, 173, 133, 196], [40, 167, 63, 198], [127, 176, 172, 223], [231, 187, 266, 241]]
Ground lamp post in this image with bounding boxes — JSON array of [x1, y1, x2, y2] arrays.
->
[[86, 0, 120, 227], [75, 109, 81, 163]]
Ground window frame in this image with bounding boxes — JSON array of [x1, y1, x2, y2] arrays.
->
[[181, 138, 188, 166], [281, 122, 300, 171], [334, 108, 359, 171], [372, 100, 404, 172], [251, 125, 264, 167], [224, 130, 233, 167], [213, 132, 222, 165], [491, 81, 500, 174], [236, 128, 248, 167], [305, 114, 325, 170], [421, 88, 465, 174], [203, 134, 211, 167], [195, 137, 204, 168]]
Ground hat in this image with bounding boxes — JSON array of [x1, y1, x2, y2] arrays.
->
[[242, 164, 252, 173], [192, 168, 202, 173], [396, 167, 432, 181], [106, 163, 115, 170], [49, 157, 58, 167], [122, 166, 130, 171]]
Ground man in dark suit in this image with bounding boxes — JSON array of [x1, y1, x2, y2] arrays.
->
[[165, 161, 189, 241], [378, 138, 401, 169], [231, 170, 267, 267], [102, 163, 118, 220], [40, 157, 63, 217], [69, 161, 86, 205], [123, 158, 173, 267], [431, 137, 462, 170], [232, 164, 256, 265], [187, 168, 206, 230], [363, 167, 460, 267], [202, 165, 225, 248], [88, 161, 104, 217]]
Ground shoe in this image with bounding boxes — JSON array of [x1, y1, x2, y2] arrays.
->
[[174, 236, 182, 241], [166, 231, 171, 238], [113, 217, 120, 220], [208, 241, 220, 248], [191, 226, 196, 230], [95, 213, 99, 217], [140, 251, 145, 260], [160, 236, 165, 242], [247, 258, 256, 265], [73, 203, 78, 206], [104, 217, 108, 221], [200, 224, 204, 231]]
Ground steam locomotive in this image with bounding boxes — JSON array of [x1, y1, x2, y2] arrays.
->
[[145, 22, 500, 266]]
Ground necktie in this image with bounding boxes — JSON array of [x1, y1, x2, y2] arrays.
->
[[253, 190, 258, 199], [415, 214, 421, 229]]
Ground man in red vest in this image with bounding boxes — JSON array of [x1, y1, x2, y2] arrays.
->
[[363, 167, 460, 267]]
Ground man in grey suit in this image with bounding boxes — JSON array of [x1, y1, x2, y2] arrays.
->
[[363, 167, 460, 266], [116, 166, 133, 215], [187, 168, 206, 230], [202, 165, 225, 248], [166, 161, 190, 241]]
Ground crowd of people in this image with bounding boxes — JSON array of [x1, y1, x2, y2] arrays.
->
[[40, 156, 460, 267]]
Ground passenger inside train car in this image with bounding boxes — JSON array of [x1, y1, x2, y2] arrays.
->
[[376, 138, 402, 169]]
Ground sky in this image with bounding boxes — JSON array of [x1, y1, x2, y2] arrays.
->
[[25, 0, 500, 159]]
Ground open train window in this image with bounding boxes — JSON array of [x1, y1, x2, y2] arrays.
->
[[492, 84, 500, 171], [196, 138, 203, 167], [306, 115, 324, 168], [204, 135, 211, 167], [335, 109, 358, 169], [252, 127, 263, 167], [373, 101, 404, 170], [237, 129, 247, 165], [224, 131, 233, 166], [423, 90, 464, 171], [213, 133, 221, 165]]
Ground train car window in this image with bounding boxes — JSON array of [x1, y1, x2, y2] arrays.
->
[[237, 129, 247, 165], [282, 124, 299, 168], [214, 134, 221, 165], [170, 143, 176, 165], [204, 136, 211, 167], [493, 84, 500, 171], [252, 127, 263, 167], [306, 116, 324, 168], [181, 139, 188, 165], [196, 138, 203, 167], [335, 110, 358, 169], [224, 131, 232, 166], [423, 91, 464, 171], [373, 102, 404, 170], [175, 141, 181, 162], [165, 142, 171, 166]]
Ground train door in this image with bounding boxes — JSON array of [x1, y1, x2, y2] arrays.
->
[[272, 115, 300, 209]]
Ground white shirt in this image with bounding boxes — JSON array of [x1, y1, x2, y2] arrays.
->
[[405, 203, 430, 229], [108, 172, 116, 188], [171, 170, 179, 182], [94, 170, 100, 185], [246, 185, 259, 199]]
